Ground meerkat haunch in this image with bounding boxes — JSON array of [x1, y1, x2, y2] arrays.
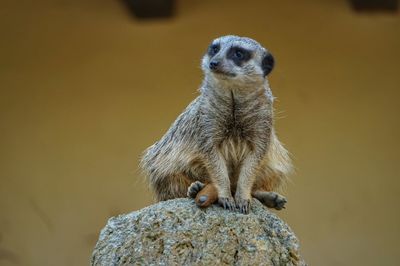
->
[[141, 35, 292, 214]]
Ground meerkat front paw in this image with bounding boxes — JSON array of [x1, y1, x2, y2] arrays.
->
[[235, 198, 251, 214], [218, 197, 236, 211], [187, 181, 205, 198]]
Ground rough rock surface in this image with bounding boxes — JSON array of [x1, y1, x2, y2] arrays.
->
[[91, 198, 306, 266]]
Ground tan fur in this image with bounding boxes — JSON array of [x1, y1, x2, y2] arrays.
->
[[140, 36, 293, 213], [195, 183, 218, 207]]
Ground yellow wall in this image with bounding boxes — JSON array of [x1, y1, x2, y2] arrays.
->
[[1, 0, 399, 265]]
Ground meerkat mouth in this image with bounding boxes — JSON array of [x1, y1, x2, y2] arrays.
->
[[212, 69, 236, 77]]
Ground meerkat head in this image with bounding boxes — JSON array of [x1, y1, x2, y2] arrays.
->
[[201, 35, 274, 88]]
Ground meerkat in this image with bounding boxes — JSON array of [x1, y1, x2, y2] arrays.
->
[[140, 35, 292, 214]]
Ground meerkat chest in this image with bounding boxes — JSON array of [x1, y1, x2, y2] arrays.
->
[[218, 110, 268, 163], [217, 100, 272, 163], [219, 137, 250, 165], [205, 90, 272, 161], [219, 97, 271, 143]]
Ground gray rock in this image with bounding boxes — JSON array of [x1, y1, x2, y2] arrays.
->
[[91, 198, 306, 266]]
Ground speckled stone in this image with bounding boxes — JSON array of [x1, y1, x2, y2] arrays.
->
[[91, 198, 306, 266]]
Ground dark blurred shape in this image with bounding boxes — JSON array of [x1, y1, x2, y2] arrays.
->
[[350, 0, 398, 12], [124, 0, 175, 19]]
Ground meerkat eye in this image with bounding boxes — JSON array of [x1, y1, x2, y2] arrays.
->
[[234, 50, 244, 59], [228, 47, 251, 66], [212, 46, 219, 54], [208, 44, 220, 57]]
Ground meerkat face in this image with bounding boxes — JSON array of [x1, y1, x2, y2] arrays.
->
[[201, 35, 274, 86]]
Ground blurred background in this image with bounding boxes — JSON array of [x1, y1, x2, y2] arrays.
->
[[1, 0, 399, 265]]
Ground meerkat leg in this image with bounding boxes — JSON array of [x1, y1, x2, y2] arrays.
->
[[235, 154, 259, 214], [196, 183, 218, 207], [252, 190, 287, 210], [207, 152, 235, 211], [187, 181, 218, 208]]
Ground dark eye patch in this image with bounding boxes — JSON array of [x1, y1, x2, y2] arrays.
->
[[227, 46, 252, 66], [208, 43, 220, 57]]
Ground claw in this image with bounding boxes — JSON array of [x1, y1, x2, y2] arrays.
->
[[218, 197, 235, 211], [236, 198, 251, 214]]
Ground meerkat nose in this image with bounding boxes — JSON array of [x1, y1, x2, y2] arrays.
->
[[209, 61, 219, 70]]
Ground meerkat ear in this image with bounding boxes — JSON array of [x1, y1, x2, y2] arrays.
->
[[262, 52, 274, 76]]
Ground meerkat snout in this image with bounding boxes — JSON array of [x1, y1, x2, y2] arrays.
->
[[209, 60, 219, 70]]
